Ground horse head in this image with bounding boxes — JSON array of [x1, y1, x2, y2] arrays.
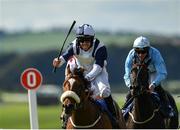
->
[[130, 63, 149, 96], [60, 66, 91, 115]]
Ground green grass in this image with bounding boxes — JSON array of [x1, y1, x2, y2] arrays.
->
[[0, 94, 179, 129], [0, 103, 30, 129], [38, 105, 60, 129], [0, 103, 60, 129]]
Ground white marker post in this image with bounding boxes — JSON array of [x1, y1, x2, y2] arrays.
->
[[21, 68, 43, 129], [28, 90, 39, 129]]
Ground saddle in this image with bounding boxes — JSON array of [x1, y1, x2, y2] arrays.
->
[[95, 99, 113, 118]]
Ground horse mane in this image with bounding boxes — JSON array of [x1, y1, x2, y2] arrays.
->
[[131, 62, 149, 88], [65, 67, 91, 91], [73, 68, 85, 79]]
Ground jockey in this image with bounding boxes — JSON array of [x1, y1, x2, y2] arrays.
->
[[123, 36, 173, 118], [53, 24, 117, 128]]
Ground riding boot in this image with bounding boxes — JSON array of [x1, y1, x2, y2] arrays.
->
[[104, 95, 116, 118], [155, 86, 174, 118], [104, 95, 119, 128]]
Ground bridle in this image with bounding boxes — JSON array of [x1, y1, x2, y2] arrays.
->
[[61, 75, 91, 111], [130, 64, 149, 97], [61, 73, 102, 128]]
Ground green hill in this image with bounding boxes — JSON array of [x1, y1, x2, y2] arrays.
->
[[1, 30, 179, 54], [0, 30, 180, 93]]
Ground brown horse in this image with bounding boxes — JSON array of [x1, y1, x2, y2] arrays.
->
[[60, 66, 126, 129], [125, 63, 179, 128]]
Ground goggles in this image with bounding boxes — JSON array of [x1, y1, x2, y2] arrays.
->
[[135, 47, 148, 54], [78, 37, 93, 43]]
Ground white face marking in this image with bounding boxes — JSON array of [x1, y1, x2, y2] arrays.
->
[[68, 78, 76, 87]]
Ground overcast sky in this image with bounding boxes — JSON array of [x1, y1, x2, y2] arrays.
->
[[0, 0, 180, 35]]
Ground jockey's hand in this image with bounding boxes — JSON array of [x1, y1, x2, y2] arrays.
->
[[53, 58, 61, 67], [84, 75, 91, 81], [148, 84, 155, 93]]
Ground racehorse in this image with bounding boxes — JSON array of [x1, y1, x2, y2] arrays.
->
[[60, 66, 126, 129], [125, 62, 179, 128]]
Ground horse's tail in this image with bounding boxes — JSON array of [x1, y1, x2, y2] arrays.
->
[[166, 91, 179, 128]]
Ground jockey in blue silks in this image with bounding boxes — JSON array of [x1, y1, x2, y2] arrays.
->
[[123, 36, 174, 118], [53, 24, 117, 128]]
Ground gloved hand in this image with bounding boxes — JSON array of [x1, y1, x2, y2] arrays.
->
[[83, 75, 91, 90], [148, 83, 155, 92], [84, 75, 91, 81], [53, 58, 61, 67]]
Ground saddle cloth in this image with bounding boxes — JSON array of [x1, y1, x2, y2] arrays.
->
[[95, 99, 115, 121]]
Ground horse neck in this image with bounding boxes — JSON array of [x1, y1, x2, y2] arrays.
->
[[71, 99, 100, 124], [134, 93, 154, 120]]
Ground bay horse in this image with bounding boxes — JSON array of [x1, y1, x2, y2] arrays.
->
[[125, 62, 179, 128], [60, 66, 126, 129]]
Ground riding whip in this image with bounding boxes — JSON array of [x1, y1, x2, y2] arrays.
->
[[53, 20, 76, 73]]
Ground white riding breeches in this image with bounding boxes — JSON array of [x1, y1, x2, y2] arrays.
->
[[90, 68, 111, 98]]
